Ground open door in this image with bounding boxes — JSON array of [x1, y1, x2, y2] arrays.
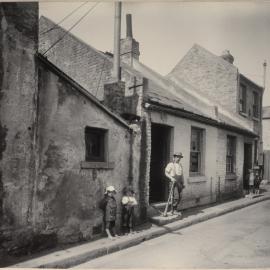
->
[[149, 123, 172, 203], [243, 143, 253, 190]]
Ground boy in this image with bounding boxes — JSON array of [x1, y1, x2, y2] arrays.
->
[[249, 169, 255, 195], [165, 152, 185, 215], [121, 186, 138, 234], [100, 186, 118, 239]]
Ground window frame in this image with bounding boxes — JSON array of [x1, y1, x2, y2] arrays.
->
[[239, 84, 247, 114], [226, 135, 236, 175], [252, 91, 260, 119], [189, 127, 204, 176], [85, 126, 108, 163]]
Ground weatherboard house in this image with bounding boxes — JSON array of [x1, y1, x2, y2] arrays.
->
[[0, 3, 263, 256]]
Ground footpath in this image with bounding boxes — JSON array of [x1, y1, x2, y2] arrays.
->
[[11, 184, 270, 269]]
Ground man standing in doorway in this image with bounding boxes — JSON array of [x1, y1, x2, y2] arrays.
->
[[165, 152, 185, 214]]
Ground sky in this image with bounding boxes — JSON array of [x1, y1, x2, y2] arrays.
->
[[40, 1, 270, 107]]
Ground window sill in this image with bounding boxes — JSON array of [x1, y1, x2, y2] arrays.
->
[[239, 111, 248, 118], [252, 117, 259, 121], [188, 175, 207, 183], [80, 161, 115, 169], [225, 174, 237, 181]]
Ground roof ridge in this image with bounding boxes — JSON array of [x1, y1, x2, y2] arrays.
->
[[168, 44, 196, 76]]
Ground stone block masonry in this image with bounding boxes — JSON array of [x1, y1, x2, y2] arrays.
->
[[170, 44, 239, 114]]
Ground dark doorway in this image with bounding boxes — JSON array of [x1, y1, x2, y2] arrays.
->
[[149, 123, 172, 203], [243, 143, 253, 190]]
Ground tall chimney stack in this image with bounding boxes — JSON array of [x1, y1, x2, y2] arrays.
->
[[126, 14, 133, 38], [113, 2, 121, 81], [120, 13, 140, 66]]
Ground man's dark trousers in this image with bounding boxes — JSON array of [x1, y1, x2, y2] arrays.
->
[[170, 178, 184, 212]]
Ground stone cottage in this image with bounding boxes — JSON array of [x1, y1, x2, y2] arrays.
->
[[0, 2, 264, 258], [0, 2, 141, 257]]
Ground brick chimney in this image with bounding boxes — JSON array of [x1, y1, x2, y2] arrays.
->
[[120, 14, 140, 66]]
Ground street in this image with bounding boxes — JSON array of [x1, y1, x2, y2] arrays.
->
[[74, 200, 270, 269]]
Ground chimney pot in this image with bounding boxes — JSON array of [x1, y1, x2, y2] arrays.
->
[[220, 50, 234, 64]]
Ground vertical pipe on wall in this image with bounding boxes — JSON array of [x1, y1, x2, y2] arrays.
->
[[263, 60, 267, 90], [113, 2, 121, 81]]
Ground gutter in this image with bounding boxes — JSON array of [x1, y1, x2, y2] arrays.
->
[[145, 102, 258, 138]]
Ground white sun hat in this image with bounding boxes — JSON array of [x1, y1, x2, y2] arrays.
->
[[105, 185, 116, 194]]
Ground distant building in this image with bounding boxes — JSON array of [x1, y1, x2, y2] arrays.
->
[[263, 106, 270, 150], [0, 2, 264, 259], [263, 106, 270, 181], [168, 44, 264, 189]]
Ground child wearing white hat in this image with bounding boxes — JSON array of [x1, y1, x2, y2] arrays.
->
[[99, 185, 118, 239]]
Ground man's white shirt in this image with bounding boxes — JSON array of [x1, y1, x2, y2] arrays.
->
[[165, 162, 183, 179]]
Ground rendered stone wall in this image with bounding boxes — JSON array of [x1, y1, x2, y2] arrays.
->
[[36, 62, 139, 243], [0, 2, 39, 257], [149, 110, 218, 209], [216, 129, 246, 199]]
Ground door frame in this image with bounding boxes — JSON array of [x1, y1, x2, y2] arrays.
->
[[149, 123, 173, 203]]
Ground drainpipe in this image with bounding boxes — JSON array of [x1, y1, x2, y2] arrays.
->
[[259, 60, 267, 167], [113, 2, 121, 81]]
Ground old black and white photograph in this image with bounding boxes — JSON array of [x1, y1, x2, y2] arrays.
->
[[1, 0, 270, 268]]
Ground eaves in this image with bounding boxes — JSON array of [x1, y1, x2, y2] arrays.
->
[[145, 101, 258, 138]]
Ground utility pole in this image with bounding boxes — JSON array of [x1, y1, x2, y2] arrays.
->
[[263, 60, 267, 90], [113, 1, 121, 81]]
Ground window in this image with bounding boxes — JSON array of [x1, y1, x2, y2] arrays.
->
[[239, 84, 247, 113], [190, 127, 204, 174], [226, 136, 236, 174], [253, 91, 259, 118], [85, 127, 107, 162]]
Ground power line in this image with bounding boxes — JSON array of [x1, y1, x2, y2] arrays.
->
[[42, 2, 99, 56], [40, 1, 89, 36], [95, 58, 107, 97]]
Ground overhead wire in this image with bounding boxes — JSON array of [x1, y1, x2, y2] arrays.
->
[[95, 58, 107, 97], [42, 2, 99, 56], [40, 1, 88, 36]]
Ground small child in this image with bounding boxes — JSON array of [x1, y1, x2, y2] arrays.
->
[[121, 186, 138, 234], [249, 169, 255, 195], [99, 186, 118, 240], [254, 170, 261, 194]]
